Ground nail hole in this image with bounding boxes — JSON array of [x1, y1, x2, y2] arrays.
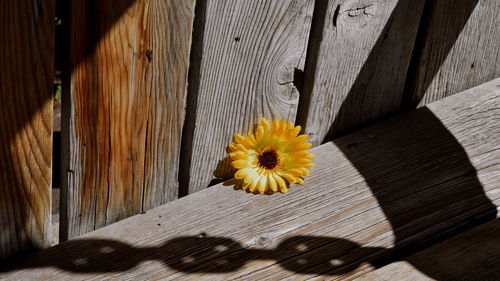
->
[[146, 50, 153, 62]]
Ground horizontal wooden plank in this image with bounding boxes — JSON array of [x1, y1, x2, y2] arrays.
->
[[1, 78, 499, 280], [355, 219, 500, 281]]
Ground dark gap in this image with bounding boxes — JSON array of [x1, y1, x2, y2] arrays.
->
[[400, 0, 479, 110], [400, 0, 434, 111], [332, 4, 340, 28], [51, 0, 66, 247], [178, 0, 207, 198], [295, 0, 329, 131], [208, 178, 224, 187], [292, 68, 304, 95]]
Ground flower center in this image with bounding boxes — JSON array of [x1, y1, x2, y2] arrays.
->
[[258, 150, 279, 170]]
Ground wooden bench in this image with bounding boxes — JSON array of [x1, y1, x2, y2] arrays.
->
[[1, 78, 499, 280]]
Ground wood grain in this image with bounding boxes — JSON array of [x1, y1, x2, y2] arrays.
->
[[296, 0, 425, 145], [405, 0, 500, 107], [61, 0, 195, 240], [355, 219, 500, 281], [180, 0, 315, 195], [0, 0, 54, 259], [2, 78, 499, 280]]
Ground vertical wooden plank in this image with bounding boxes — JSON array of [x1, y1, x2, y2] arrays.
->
[[61, 0, 195, 240], [141, 0, 196, 210], [296, 0, 425, 145], [406, 0, 500, 107], [180, 0, 315, 195], [0, 0, 54, 259]]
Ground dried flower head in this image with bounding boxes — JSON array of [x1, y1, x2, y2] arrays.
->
[[228, 118, 315, 194]]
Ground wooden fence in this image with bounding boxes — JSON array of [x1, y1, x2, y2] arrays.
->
[[1, 0, 499, 260]]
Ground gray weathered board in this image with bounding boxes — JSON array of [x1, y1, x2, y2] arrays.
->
[[61, 0, 195, 240], [2, 78, 499, 280], [297, 0, 425, 145], [180, 0, 315, 194], [355, 219, 500, 281], [0, 0, 54, 259], [406, 0, 500, 107]]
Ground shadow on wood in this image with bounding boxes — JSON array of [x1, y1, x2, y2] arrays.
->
[[308, 0, 479, 141], [403, 0, 481, 108], [0, 0, 55, 259], [332, 107, 498, 278], [0, 0, 139, 259], [2, 107, 497, 279]]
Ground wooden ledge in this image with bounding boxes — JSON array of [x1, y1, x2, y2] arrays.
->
[[1, 78, 499, 280], [356, 219, 500, 281]]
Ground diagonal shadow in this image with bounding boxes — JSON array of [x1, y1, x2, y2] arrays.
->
[[58, 0, 140, 242], [2, 0, 496, 280], [0, 0, 56, 260], [402, 0, 481, 109], [318, 0, 480, 140], [305, 0, 495, 278], [0, 0, 138, 260]]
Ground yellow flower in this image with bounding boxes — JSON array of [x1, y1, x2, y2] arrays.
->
[[228, 118, 315, 194]]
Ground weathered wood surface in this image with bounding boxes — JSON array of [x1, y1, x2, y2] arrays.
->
[[0, 0, 54, 259], [355, 219, 500, 281], [405, 0, 500, 107], [2, 78, 499, 280], [296, 0, 425, 145], [180, 0, 315, 195], [61, 0, 195, 240]]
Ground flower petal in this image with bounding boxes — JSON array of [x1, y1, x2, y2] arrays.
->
[[235, 167, 252, 180], [229, 151, 248, 160], [286, 126, 301, 139], [229, 143, 248, 153], [257, 176, 267, 194], [247, 133, 257, 146], [291, 134, 309, 145], [274, 174, 288, 193], [291, 142, 312, 151], [260, 118, 271, 131], [256, 124, 265, 140], [279, 172, 297, 184], [268, 174, 278, 192], [248, 176, 259, 193], [233, 159, 250, 169]]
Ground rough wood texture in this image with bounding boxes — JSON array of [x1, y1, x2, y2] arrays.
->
[[296, 0, 424, 145], [61, 0, 195, 240], [2, 78, 499, 279], [0, 0, 54, 259], [405, 0, 500, 107], [355, 219, 500, 281], [180, 0, 315, 195]]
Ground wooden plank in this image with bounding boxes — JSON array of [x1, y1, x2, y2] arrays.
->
[[0, 0, 54, 259], [296, 0, 425, 146], [355, 219, 500, 281], [405, 0, 500, 107], [61, 0, 195, 240], [2, 79, 499, 280], [179, 0, 315, 195]]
